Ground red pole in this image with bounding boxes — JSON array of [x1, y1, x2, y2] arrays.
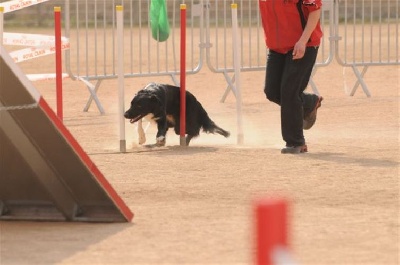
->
[[255, 198, 289, 265], [179, 4, 186, 146], [54, 7, 63, 121]]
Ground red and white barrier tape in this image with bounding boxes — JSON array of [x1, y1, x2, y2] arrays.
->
[[9, 43, 70, 63], [27, 73, 68, 81], [3, 32, 69, 47], [0, 0, 51, 14], [4, 32, 70, 63], [0, 1, 69, 81]]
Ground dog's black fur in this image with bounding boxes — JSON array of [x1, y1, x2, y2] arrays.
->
[[124, 83, 230, 146]]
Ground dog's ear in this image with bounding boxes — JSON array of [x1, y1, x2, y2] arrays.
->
[[149, 94, 161, 105], [150, 94, 165, 116]]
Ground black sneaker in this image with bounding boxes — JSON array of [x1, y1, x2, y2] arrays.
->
[[281, 144, 308, 154], [303, 96, 323, 130]]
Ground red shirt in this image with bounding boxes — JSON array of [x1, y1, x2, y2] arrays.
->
[[259, 0, 323, 54]]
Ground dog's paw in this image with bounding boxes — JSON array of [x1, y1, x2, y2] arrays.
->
[[143, 144, 158, 148], [138, 133, 146, 145], [156, 136, 166, 147]]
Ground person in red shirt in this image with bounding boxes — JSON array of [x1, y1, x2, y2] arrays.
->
[[259, 0, 324, 154]]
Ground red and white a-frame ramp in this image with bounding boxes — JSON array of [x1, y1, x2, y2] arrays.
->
[[0, 46, 133, 222]]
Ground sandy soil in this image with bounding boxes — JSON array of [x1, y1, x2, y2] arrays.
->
[[0, 49, 399, 264]]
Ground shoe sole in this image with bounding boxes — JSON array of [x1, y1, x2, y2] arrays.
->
[[303, 96, 323, 130], [281, 145, 308, 154]]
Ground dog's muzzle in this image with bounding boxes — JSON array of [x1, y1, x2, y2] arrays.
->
[[124, 112, 143, 124]]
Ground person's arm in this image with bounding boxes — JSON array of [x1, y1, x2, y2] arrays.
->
[[292, 9, 321, 60]]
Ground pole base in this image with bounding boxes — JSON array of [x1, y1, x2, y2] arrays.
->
[[237, 134, 244, 145], [120, 140, 126, 153], [180, 136, 187, 147]]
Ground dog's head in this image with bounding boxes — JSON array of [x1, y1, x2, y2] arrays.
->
[[124, 90, 162, 123]]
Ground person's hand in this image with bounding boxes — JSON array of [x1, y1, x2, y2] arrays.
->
[[292, 41, 306, 60]]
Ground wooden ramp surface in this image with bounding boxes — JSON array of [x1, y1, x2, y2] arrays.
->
[[0, 47, 133, 222]]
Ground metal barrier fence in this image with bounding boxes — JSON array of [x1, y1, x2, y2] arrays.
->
[[65, 0, 204, 81], [64, 0, 204, 113], [206, 0, 335, 101], [334, 0, 399, 96], [61, 0, 399, 113]]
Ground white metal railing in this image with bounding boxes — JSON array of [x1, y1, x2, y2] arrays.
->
[[61, 0, 398, 112]]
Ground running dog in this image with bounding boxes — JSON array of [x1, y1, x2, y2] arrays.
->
[[124, 83, 230, 146]]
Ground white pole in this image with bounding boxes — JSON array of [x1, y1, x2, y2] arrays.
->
[[117, 5, 126, 152], [231, 3, 244, 145]]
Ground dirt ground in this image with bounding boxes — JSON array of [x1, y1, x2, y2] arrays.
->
[[0, 51, 399, 265]]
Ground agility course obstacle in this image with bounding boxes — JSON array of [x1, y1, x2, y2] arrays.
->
[[0, 46, 133, 222], [230, 3, 244, 145], [54, 6, 63, 121], [116, 5, 126, 153], [179, 3, 187, 147], [255, 198, 297, 265]]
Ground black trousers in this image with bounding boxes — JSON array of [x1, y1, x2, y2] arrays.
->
[[264, 46, 319, 146]]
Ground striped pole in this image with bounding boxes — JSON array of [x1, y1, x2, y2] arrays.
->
[[179, 4, 187, 146], [117, 5, 126, 152], [54, 7, 63, 121], [255, 198, 297, 265], [0, 6, 4, 50]]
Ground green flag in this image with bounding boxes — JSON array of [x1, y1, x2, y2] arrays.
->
[[150, 0, 170, 42]]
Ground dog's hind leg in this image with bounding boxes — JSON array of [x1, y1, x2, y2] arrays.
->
[[185, 135, 194, 146]]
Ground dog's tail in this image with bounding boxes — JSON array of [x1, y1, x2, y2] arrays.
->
[[200, 108, 230, 138], [209, 123, 230, 138]]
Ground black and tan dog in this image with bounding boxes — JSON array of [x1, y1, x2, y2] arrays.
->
[[124, 83, 230, 146]]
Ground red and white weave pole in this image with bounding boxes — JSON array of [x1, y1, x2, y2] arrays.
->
[[179, 4, 187, 146], [54, 6, 63, 121], [0, 6, 4, 51], [255, 197, 297, 265]]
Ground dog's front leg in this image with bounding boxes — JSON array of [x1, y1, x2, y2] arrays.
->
[[155, 118, 168, 146], [137, 119, 146, 144]]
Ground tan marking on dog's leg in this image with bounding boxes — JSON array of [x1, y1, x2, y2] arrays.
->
[[137, 119, 146, 145], [166, 115, 175, 125]]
